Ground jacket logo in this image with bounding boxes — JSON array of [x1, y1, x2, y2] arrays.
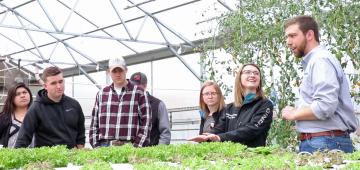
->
[[65, 108, 73, 112], [226, 113, 237, 119], [255, 108, 271, 127]]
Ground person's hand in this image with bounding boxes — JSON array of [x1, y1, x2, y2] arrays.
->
[[187, 135, 209, 143], [76, 144, 84, 149], [281, 106, 296, 121], [203, 133, 221, 142]]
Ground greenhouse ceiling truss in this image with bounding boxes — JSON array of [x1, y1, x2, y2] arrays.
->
[[0, 0, 233, 89]]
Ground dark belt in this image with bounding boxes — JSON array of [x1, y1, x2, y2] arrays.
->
[[299, 130, 347, 141]]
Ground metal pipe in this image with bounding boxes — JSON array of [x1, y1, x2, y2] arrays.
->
[[110, 0, 133, 40], [128, 0, 197, 47]]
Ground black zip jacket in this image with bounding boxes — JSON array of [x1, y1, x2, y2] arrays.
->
[[148, 94, 161, 146], [15, 89, 85, 148], [211, 98, 273, 147]]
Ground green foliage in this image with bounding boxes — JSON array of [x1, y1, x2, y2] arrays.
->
[[346, 150, 360, 161], [343, 162, 360, 170], [0, 145, 70, 169], [199, 0, 360, 150], [22, 161, 54, 170], [1, 143, 358, 169], [134, 162, 179, 170], [81, 160, 112, 170], [267, 119, 298, 150]]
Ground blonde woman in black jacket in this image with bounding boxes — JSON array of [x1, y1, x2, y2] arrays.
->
[[189, 64, 273, 147]]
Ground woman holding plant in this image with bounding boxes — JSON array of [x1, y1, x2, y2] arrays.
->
[[189, 64, 273, 147]]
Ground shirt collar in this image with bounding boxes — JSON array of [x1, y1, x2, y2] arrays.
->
[[301, 45, 323, 70], [110, 79, 131, 92]]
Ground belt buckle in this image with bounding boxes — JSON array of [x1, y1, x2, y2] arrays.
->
[[110, 140, 124, 146], [299, 133, 311, 141]]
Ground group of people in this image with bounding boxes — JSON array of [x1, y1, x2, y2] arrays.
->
[[88, 56, 171, 147], [0, 58, 171, 149], [0, 15, 358, 153], [1, 66, 86, 149], [189, 64, 273, 148], [189, 15, 358, 153]]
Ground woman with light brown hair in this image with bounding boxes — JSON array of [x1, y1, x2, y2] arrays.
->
[[189, 64, 273, 147], [198, 81, 225, 134]]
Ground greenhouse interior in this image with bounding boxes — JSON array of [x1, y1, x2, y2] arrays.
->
[[0, 0, 359, 169]]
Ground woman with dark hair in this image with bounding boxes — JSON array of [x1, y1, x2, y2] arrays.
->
[[198, 81, 226, 134], [0, 83, 33, 148], [189, 64, 273, 147]]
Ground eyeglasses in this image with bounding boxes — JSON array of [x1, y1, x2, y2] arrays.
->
[[242, 70, 260, 76], [202, 92, 218, 97]]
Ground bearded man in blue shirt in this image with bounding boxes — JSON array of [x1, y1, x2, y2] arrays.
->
[[281, 15, 358, 153]]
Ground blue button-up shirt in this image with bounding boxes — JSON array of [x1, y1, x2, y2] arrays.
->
[[296, 45, 358, 133]]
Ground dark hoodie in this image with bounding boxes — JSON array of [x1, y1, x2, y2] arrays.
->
[[15, 89, 85, 148]]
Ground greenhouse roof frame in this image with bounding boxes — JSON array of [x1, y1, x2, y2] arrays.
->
[[0, 0, 235, 89]]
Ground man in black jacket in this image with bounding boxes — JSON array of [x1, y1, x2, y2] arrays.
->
[[130, 72, 171, 146], [15, 66, 85, 148]]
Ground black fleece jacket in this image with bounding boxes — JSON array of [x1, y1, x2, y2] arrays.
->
[[211, 98, 273, 147], [15, 89, 85, 148]]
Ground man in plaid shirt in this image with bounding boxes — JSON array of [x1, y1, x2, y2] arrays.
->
[[89, 56, 151, 147]]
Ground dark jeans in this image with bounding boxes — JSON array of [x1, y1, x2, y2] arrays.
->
[[299, 135, 353, 153]]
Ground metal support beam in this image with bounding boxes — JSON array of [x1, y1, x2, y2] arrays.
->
[[217, 0, 234, 11], [168, 45, 201, 81], [61, 37, 223, 77], [56, 0, 137, 53], [110, 0, 134, 40], [37, 0, 60, 31], [0, 3, 99, 65], [0, 0, 225, 89], [151, 14, 201, 81], [63, 43, 101, 89], [0, 0, 35, 15], [14, 14, 46, 60], [128, 0, 197, 47], [124, 0, 155, 10], [0, 23, 170, 46], [0, 33, 44, 60]]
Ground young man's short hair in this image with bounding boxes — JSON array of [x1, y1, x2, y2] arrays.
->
[[42, 66, 62, 82]]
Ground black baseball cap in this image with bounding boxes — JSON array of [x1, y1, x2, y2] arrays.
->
[[130, 72, 147, 85]]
